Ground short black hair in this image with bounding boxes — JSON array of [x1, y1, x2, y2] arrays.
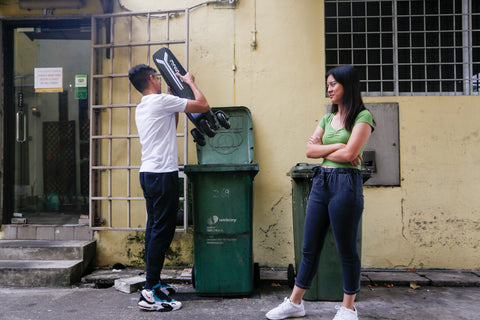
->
[[128, 64, 157, 93]]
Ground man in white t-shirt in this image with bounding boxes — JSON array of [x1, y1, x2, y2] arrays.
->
[[128, 64, 210, 312]]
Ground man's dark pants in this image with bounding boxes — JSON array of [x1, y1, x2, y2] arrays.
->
[[140, 171, 179, 289]]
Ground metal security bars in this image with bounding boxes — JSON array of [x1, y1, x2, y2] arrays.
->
[[325, 0, 480, 96], [90, 9, 191, 231]]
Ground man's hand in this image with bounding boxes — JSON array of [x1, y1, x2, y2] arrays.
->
[[176, 72, 194, 84]]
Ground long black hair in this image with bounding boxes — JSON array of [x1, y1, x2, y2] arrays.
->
[[326, 65, 371, 131]]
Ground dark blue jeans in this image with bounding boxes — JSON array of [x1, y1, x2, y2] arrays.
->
[[140, 171, 179, 289], [295, 167, 364, 295]]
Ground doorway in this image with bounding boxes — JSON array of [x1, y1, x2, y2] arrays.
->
[[3, 19, 91, 225]]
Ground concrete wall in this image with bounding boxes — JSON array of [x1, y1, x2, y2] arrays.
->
[[103, 0, 480, 270], [363, 96, 480, 269]]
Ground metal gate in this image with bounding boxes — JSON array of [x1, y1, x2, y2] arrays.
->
[[90, 9, 190, 232]]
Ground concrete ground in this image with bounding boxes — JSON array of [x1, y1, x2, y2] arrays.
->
[[0, 273, 479, 320]]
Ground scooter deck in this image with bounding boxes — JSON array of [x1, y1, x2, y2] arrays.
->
[[153, 47, 195, 100]]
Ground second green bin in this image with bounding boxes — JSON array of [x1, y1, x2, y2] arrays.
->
[[290, 163, 362, 301]]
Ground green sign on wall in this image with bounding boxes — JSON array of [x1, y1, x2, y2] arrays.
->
[[75, 75, 87, 99]]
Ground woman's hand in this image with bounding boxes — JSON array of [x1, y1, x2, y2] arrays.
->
[[350, 154, 363, 166], [308, 135, 321, 144], [323, 122, 372, 163], [306, 126, 345, 159]]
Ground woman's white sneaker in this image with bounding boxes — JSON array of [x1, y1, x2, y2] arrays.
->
[[333, 306, 358, 320], [266, 297, 306, 320]]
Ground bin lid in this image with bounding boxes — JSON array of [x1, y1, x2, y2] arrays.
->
[[289, 163, 319, 179], [184, 163, 259, 174], [196, 106, 254, 164]]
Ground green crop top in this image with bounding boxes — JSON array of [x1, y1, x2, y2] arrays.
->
[[319, 109, 374, 169]]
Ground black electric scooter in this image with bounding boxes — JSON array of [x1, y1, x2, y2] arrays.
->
[[153, 47, 230, 146]]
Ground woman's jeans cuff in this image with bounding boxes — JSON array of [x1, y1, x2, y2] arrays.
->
[[344, 287, 360, 295], [294, 281, 310, 290]]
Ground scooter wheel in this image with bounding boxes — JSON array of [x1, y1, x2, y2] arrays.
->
[[215, 111, 231, 129], [191, 128, 206, 146], [199, 119, 216, 138]]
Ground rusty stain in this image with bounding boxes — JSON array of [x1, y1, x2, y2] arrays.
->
[[407, 214, 480, 248]]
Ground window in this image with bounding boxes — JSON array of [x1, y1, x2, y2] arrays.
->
[[325, 0, 480, 96]]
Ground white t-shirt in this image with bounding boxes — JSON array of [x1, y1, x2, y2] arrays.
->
[[135, 94, 188, 173]]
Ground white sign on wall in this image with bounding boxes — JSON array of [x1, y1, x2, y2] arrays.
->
[[34, 67, 63, 92]]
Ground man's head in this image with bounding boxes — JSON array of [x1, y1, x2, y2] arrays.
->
[[128, 64, 159, 93]]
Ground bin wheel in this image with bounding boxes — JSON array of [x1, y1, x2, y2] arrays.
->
[[253, 263, 260, 288], [287, 264, 295, 289], [199, 119, 216, 138], [191, 265, 196, 288], [215, 110, 231, 129], [191, 128, 206, 146]]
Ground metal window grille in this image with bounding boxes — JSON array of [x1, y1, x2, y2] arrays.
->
[[90, 9, 191, 231], [325, 0, 480, 96]]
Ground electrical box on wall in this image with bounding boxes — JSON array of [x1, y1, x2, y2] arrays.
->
[[363, 103, 400, 186], [327, 103, 400, 186]]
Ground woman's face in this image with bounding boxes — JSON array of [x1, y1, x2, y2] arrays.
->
[[326, 74, 344, 105]]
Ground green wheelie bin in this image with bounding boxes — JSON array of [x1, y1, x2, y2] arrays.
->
[[184, 107, 259, 296], [289, 163, 363, 301]]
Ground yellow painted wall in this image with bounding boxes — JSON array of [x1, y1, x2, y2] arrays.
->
[[95, 0, 327, 268], [106, 0, 480, 270], [362, 96, 480, 269]]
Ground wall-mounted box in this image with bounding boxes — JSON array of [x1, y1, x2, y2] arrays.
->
[[327, 103, 400, 186]]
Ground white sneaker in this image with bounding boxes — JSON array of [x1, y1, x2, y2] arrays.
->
[[266, 297, 306, 320], [152, 286, 182, 311], [137, 288, 181, 312], [138, 289, 155, 307], [138, 289, 172, 311], [333, 306, 359, 320]]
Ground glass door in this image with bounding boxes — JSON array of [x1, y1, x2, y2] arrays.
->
[[12, 21, 91, 224]]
